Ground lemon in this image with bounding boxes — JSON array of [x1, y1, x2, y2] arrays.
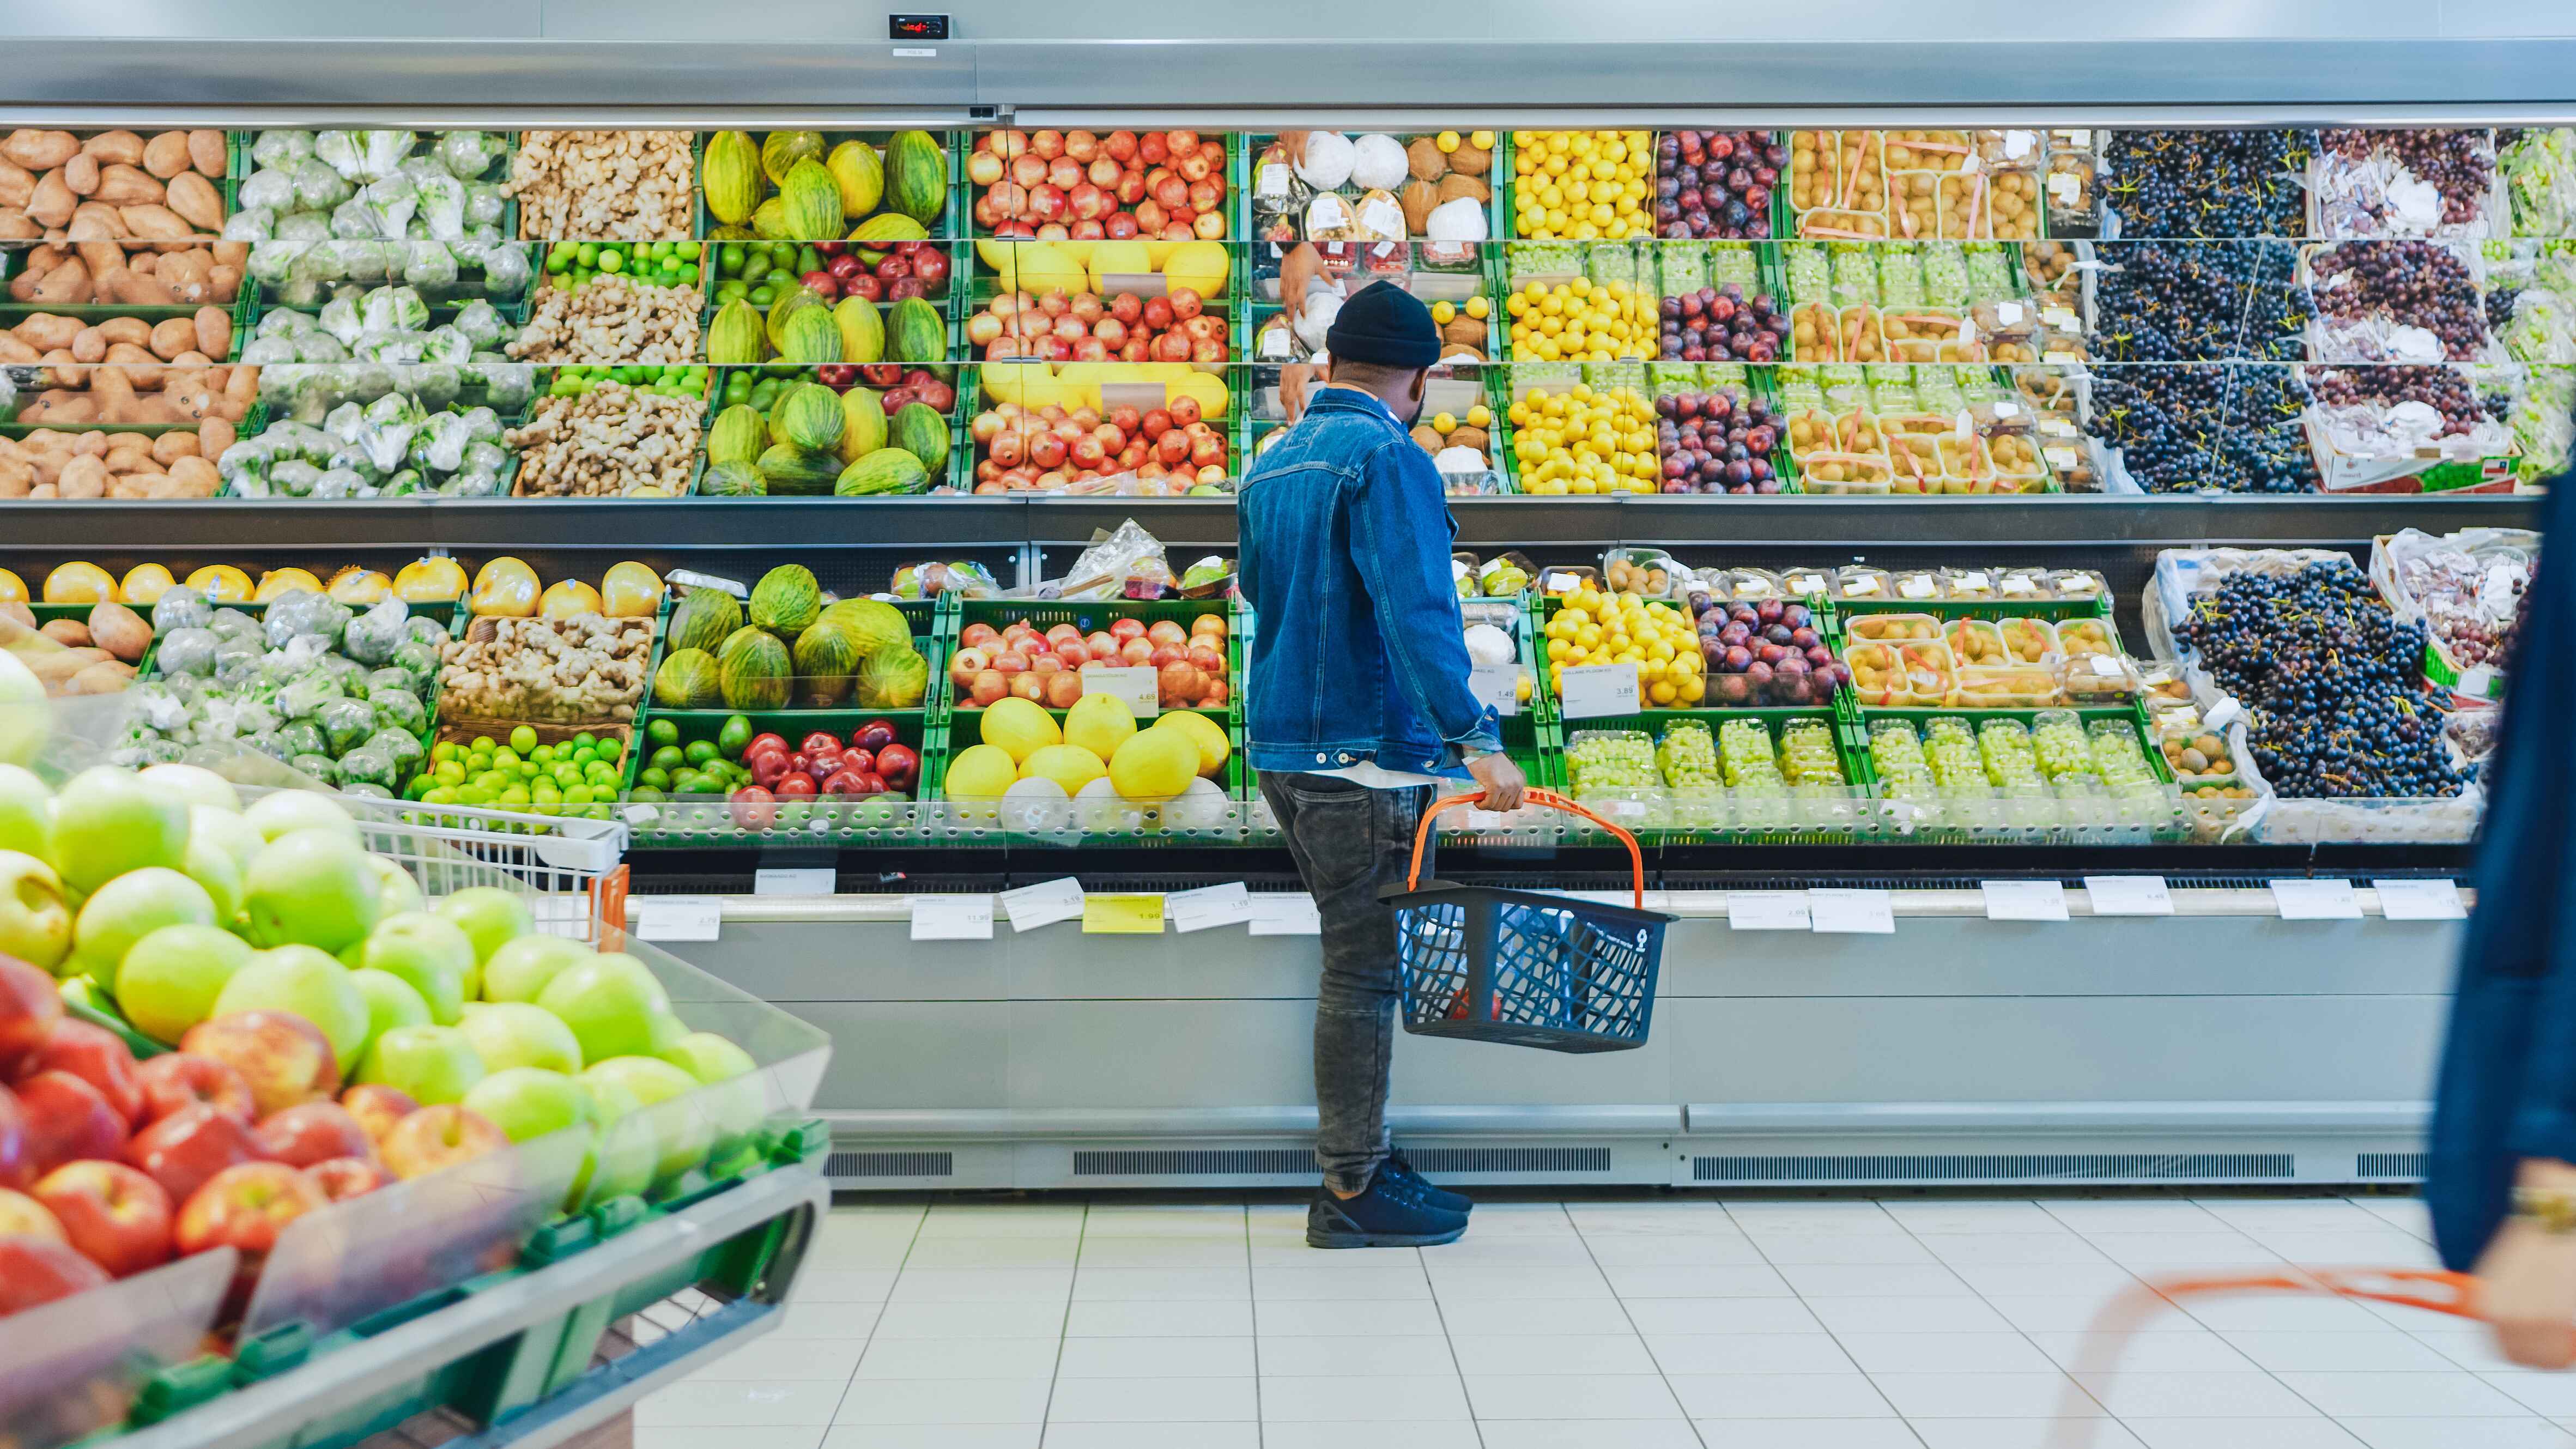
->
[[1437, 130, 1460, 153], [1471, 130, 1496, 149], [1465, 296, 1490, 320], [1432, 412, 1457, 434]]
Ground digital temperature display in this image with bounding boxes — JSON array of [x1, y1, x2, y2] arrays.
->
[[889, 14, 950, 40]]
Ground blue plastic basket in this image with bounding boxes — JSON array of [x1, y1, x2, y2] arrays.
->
[[1385, 790, 1672, 1053]]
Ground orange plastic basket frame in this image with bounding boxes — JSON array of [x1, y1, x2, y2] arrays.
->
[[1409, 788, 1645, 907]]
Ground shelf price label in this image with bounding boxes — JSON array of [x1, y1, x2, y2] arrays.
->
[[1249, 893, 1322, 936], [2271, 878, 2363, 920], [1726, 890, 1811, 931], [1079, 664, 1161, 719], [1083, 894, 1165, 934], [2083, 875, 2174, 916], [1167, 882, 1253, 934], [753, 868, 835, 898], [634, 896, 721, 942], [1556, 663, 1640, 719], [1981, 880, 2069, 922], [1000, 877, 1086, 932], [2374, 879, 2466, 921], [910, 894, 994, 941], [1470, 662, 1523, 717], [1809, 888, 1895, 935]]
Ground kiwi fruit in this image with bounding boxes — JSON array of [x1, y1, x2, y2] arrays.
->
[[1448, 142, 1492, 177], [1399, 179, 1440, 234], [1437, 173, 1490, 204], [1407, 137, 1447, 183], [1409, 424, 1445, 453]]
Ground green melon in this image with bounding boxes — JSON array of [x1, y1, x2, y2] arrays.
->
[[883, 131, 948, 228], [856, 644, 928, 710], [755, 442, 841, 495], [749, 564, 821, 636], [889, 401, 949, 481], [816, 598, 911, 660], [700, 460, 766, 496], [759, 130, 825, 186], [778, 307, 844, 366], [707, 403, 765, 466], [847, 212, 927, 266], [779, 158, 844, 242], [766, 287, 826, 353], [835, 449, 928, 497], [703, 131, 764, 226], [769, 383, 845, 452], [833, 295, 884, 365], [716, 627, 792, 711], [887, 297, 944, 365], [837, 386, 887, 464], [750, 197, 795, 241], [667, 589, 742, 656], [790, 623, 860, 707], [706, 299, 764, 365], [652, 647, 723, 708]]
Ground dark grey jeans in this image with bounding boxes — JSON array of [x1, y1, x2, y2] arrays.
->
[[1258, 771, 1436, 1195]]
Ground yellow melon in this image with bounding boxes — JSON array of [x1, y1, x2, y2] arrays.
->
[[979, 696, 1062, 765], [119, 564, 176, 607], [43, 562, 116, 605], [1020, 744, 1107, 797], [1063, 693, 1137, 761], [1109, 726, 1198, 801], [944, 744, 1018, 799], [1153, 711, 1231, 778]]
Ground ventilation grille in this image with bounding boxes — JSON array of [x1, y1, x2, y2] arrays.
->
[[1692, 1153, 2297, 1183], [826, 1150, 953, 1179], [1406, 1147, 1613, 1175], [2356, 1152, 2429, 1179], [1072, 1149, 1313, 1177]]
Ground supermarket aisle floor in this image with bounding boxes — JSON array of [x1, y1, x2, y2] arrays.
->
[[633, 1190, 2576, 1449]]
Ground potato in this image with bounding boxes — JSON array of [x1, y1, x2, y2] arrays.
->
[[118, 205, 190, 239], [157, 250, 210, 302], [67, 660, 135, 695], [142, 131, 191, 180], [78, 131, 142, 167], [103, 441, 152, 473], [86, 602, 151, 662], [210, 240, 246, 269], [187, 131, 226, 179], [165, 172, 221, 232], [14, 313, 79, 353], [0, 452, 28, 498], [61, 153, 98, 197], [0, 334, 34, 365], [55, 455, 106, 499], [150, 431, 198, 465], [208, 264, 242, 303], [148, 316, 196, 360], [0, 157, 31, 209], [93, 316, 149, 349], [197, 415, 234, 460], [191, 304, 230, 360], [166, 455, 220, 497], [68, 326, 105, 364], [2, 130, 79, 171], [68, 431, 107, 457], [26, 170, 75, 228], [39, 619, 91, 647]]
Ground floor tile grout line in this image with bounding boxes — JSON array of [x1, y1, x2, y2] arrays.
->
[[1711, 1196, 1930, 1449], [1563, 1199, 1712, 1448], [1243, 1198, 1262, 1449], [822, 1199, 924, 1428]]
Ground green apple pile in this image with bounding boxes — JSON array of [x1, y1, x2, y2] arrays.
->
[[0, 763, 766, 1208]]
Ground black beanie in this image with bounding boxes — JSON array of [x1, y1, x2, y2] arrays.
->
[[1325, 279, 1441, 369]]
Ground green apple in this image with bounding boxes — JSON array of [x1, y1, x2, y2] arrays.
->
[[349, 968, 434, 1068], [366, 855, 425, 920], [436, 887, 535, 968], [71, 866, 215, 991], [244, 790, 359, 844], [658, 1030, 757, 1086], [580, 1056, 710, 1181], [0, 764, 51, 859], [534, 954, 670, 1064], [50, 767, 190, 895], [190, 805, 265, 877], [461, 1067, 592, 1144], [458, 1000, 584, 1075], [480, 935, 592, 1005], [647, 1012, 689, 1054], [214, 944, 371, 1068], [118, 923, 254, 1045], [356, 911, 474, 1024], [183, 835, 244, 923], [243, 829, 380, 953], [571, 1072, 652, 1208], [139, 763, 240, 812], [659, 1031, 766, 1155], [0, 848, 71, 974], [355, 1023, 487, 1106]]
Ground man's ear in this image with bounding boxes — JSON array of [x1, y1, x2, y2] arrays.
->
[[1411, 370, 1429, 405]]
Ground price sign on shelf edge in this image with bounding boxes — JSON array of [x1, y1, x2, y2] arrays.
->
[[1556, 662, 1641, 719]]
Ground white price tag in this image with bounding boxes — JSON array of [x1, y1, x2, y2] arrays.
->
[[1248, 893, 1323, 936], [1556, 663, 1641, 719], [2004, 129, 2038, 160], [634, 896, 721, 942], [910, 894, 995, 941], [754, 868, 835, 898], [2083, 875, 2174, 916], [1543, 570, 1580, 592], [999, 877, 1086, 932], [1470, 660, 1523, 717], [1810, 888, 1895, 935], [2087, 654, 2126, 678], [1726, 890, 1812, 931], [1463, 808, 1512, 831], [2271, 878, 2363, 920], [891, 46, 937, 56], [1167, 882, 1253, 933], [2374, 878, 2466, 921], [1997, 302, 2025, 327], [1079, 664, 1161, 719], [1981, 880, 2070, 921]]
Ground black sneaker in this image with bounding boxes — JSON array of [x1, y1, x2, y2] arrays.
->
[[1306, 1173, 1469, 1248], [1381, 1150, 1472, 1214]]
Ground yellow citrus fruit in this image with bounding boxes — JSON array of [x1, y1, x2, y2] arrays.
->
[[186, 565, 253, 603], [44, 562, 116, 605]]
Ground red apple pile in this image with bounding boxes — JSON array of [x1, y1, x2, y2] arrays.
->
[[967, 287, 1228, 365], [795, 239, 952, 305], [969, 396, 1228, 494], [810, 365, 957, 415], [726, 719, 923, 830], [0, 956, 501, 1319], [970, 130, 1231, 243], [950, 614, 1231, 712]]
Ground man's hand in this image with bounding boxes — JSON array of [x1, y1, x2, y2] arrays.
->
[[1281, 362, 1317, 423], [1466, 750, 1527, 814], [1279, 242, 1325, 325], [2478, 1159, 2576, 1367]]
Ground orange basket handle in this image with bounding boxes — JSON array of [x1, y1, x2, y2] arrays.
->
[[1408, 788, 1647, 908]]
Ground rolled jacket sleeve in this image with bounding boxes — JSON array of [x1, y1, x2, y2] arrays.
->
[[1346, 438, 1504, 759]]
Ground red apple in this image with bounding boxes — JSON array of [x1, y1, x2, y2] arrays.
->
[[728, 786, 777, 832], [0, 1087, 27, 1191], [875, 744, 921, 792], [0, 1186, 60, 1241], [17, 1071, 126, 1178], [303, 1157, 393, 1204], [125, 1103, 267, 1208], [254, 1103, 374, 1170], [380, 1106, 507, 1181], [775, 772, 817, 799], [854, 719, 898, 753], [15, 1019, 143, 1127], [0, 1233, 108, 1316], [1147, 620, 1189, 647], [181, 1013, 339, 1121], [338, 1084, 418, 1145], [135, 1053, 254, 1125], [175, 1161, 325, 1260], [971, 670, 1007, 707], [33, 1161, 171, 1278], [0, 955, 63, 1079], [1042, 670, 1084, 709], [745, 732, 789, 761]]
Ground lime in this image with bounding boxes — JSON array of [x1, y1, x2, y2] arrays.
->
[[640, 767, 671, 792], [646, 719, 678, 747], [509, 725, 537, 753]]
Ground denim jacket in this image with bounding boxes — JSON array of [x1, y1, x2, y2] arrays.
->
[[1239, 387, 1502, 777]]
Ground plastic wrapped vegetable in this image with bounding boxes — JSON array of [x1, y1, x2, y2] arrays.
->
[[477, 242, 531, 297], [391, 640, 443, 689], [452, 300, 508, 350], [313, 697, 374, 755], [253, 129, 317, 169], [403, 241, 460, 291], [293, 157, 354, 213], [154, 628, 220, 677], [438, 130, 504, 179], [369, 684, 429, 738], [464, 183, 506, 231], [150, 586, 215, 633]]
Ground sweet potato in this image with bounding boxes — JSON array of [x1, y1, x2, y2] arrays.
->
[[39, 620, 90, 647], [148, 316, 196, 360], [150, 431, 199, 465], [141, 131, 191, 180], [60, 153, 98, 197], [0, 157, 31, 209], [93, 165, 160, 208], [187, 131, 226, 179], [13, 313, 78, 353], [0, 334, 34, 365], [165, 172, 220, 232], [156, 250, 210, 302], [197, 415, 234, 460], [105, 268, 176, 306], [211, 240, 246, 269], [76, 239, 124, 281], [67, 327, 105, 363], [208, 264, 241, 304], [68, 202, 125, 239], [26, 170, 74, 229], [165, 456, 219, 498], [2, 130, 78, 171], [28, 258, 88, 304], [102, 441, 152, 474], [78, 131, 141, 167], [118, 205, 189, 240], [0, 214, 37, 242], [192, 305, 230, 360], [55, 456, 106, 499], [93, 316, 148, 349], [88, 364, 138, 414], [0, 446, 29, 498]]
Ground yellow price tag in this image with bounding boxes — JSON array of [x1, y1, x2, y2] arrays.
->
[[1082, 895, 1166, 933]]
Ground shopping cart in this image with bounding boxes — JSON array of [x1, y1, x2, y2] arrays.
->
[[269, 788, 632, 948], [1386, 788, 1673, 1053], [2048, 1265, 2484, 1447]]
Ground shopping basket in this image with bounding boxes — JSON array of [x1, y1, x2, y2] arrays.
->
[[1385, 788, 1674, 1053]]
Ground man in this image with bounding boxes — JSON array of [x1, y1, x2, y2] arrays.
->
[[2428, 471, 2576, 1366], [1240, 278, 1528, 1250]]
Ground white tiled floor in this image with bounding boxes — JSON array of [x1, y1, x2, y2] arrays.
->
[[636, 1191, 2576, 1449]]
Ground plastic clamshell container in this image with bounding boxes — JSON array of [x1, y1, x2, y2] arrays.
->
[[2063, 651, 2144, 700], [1847, 639, 1955, 707], [1796, 451, 1895, 494], [2052, 615, 2120, 658], [2046, 568, 2110, 601], [0, 1247, 238, 1449], [2156, 719, 2242, 785], [1833, 566, 1895, 601], [1947, 663, 2064, 709], [1942, 617, 2010, 667], [1603, 547, 1690, 599], [1716, 567, 1787, 602], [1890, 569, 1947, 603], [1847, 611, 1942, 644]]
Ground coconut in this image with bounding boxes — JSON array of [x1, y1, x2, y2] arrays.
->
[[1410, 424, 1445, 453], [1426, 196, 1490, 243], [1295, 131, 1356, 191], [1408, 137, 1448, 183], [1449, 142, 1493, 176], [1350, 134, 1409, 191], [1437, 173, 1490, 204]]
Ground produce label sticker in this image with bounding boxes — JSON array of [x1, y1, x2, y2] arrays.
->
[[1809, 888, 1896, 935], [1080, 664, 1161, 719], [1557, 662, 1641, 719], [2271, 878, 2364, 920], [1001, 877, 1086, 932], [754, 868, 836, 898], [635, 896, 722, 943], [2083, 875, 2174, 916], [2374, 878, 2467, 921], [1249, 893, 1323, 936], [1981, 880, 2070, 922], [1470, 661, 1523, 717], [668, 570, 749, 599], [1726, 890, 1812, 931], [910, 894, 995, 942], [1168, 882, 1254, 934], [1084, 894, 1166, 934]]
